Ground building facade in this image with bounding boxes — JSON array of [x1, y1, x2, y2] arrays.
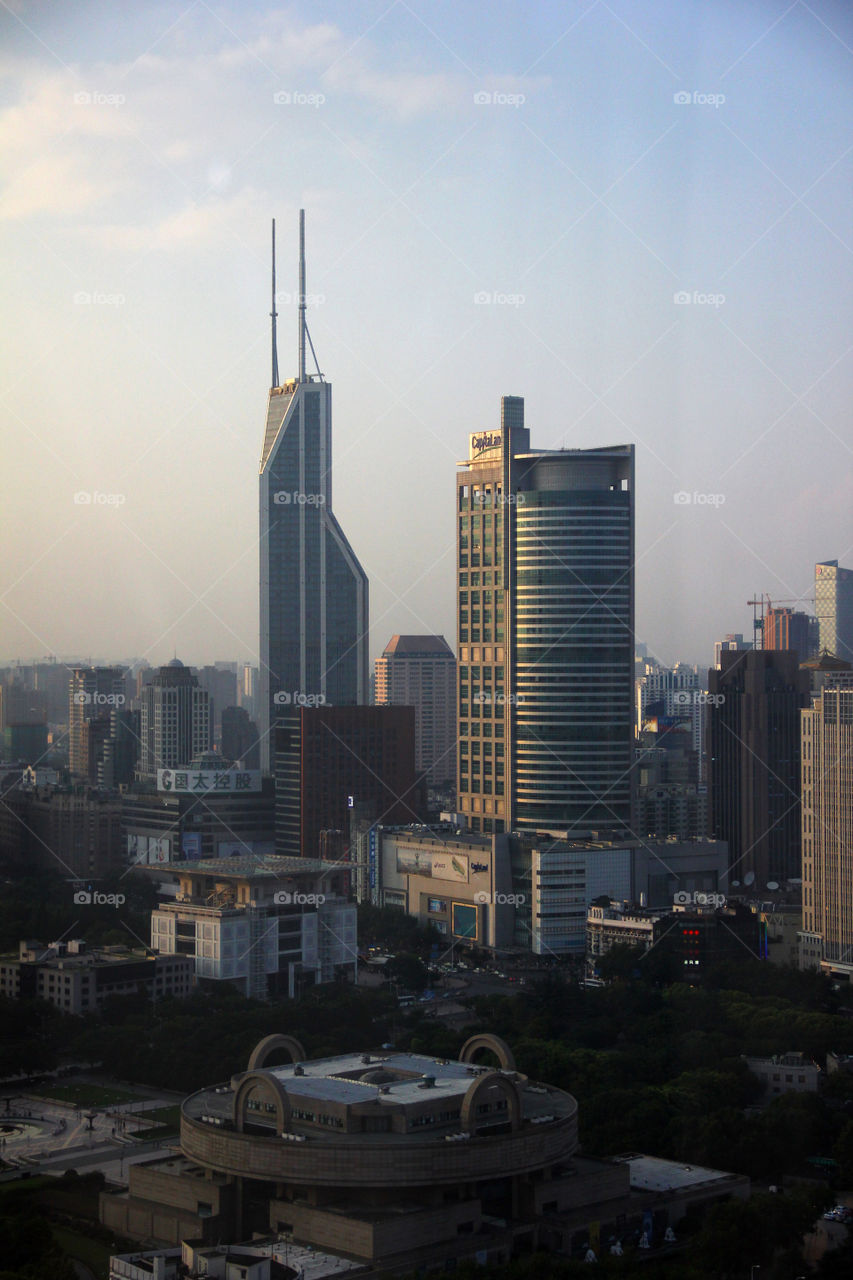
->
[[0, 939, 193, 1013], [138, 661, 211, 777], [800, 679, 853, 978], [707, 649, 810, 887], [69, 666, 126, 777], [816, 560, 853, 663], [149, 856, 357, 999], [374, 635, 456, 786], [456, 397, 634, 835], [762, 607, 818, 659], [258, 213, 368, 773]]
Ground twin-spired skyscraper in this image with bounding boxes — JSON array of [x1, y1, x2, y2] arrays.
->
[[258, 214, 369, 772]]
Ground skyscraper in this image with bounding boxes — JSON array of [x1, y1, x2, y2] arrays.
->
[[456, 397, 634, 835], [137, 660, 211, 777], [762, 607, 818, 660], [374, 635, 456, 785], [258, 213, 368, 772], [800, 676, 853, 976], [69, 666, 125, 777], [707, 650, 810, 887], [816, 560, 853, 663]]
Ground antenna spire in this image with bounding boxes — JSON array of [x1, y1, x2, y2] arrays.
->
[[271, 218, 279, 389], [298, 208, 306, 383]]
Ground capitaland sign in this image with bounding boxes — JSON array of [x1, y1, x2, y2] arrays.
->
[[470, 430, 501, 456]]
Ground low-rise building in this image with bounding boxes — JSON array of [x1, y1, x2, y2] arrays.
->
[[149, 856, 357, 999], [0, 939, 193, 1013], [744, 1051, 821, 1096]]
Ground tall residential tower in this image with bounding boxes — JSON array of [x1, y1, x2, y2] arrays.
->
[[258, 213, 368, 771], [456, 398, 634, 835]]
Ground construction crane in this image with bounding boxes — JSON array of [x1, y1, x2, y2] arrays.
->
[[747, 595, 818, 649]]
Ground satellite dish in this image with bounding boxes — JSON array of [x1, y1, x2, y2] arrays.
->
[[767, 881, 779, 891], [744, 871, 755, 886]]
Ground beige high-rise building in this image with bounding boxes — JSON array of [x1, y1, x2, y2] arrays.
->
[[68, 667, 126, 777], [800, 677, 853, 976], [374, 635, 456, 786]]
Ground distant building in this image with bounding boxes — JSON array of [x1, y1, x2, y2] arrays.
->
[[816, 560, 853, 663], [69, 667, 126, 777], [138, 661, 211, 778], [713, 634, 752, 668], [149, 856, 356, 999], [0, 939, 193, 1013], [374, 635, 456, 786], [800, 678, 853, 978], [707, 650, 810, 886], [635, 661, 707, 774], [24, 786, 124, 879], [221, 705, 261, 770], [762, 606, 818, 659], [99, 708, 140, 788], [274, 705, 424, 860], [744, 1051, 821, 1096], [196, 664, 238, 742], [122, 776, 274, 866]]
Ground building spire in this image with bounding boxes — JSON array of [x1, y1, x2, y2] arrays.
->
[[271, 218, 279, 389], [298, 208, 306, 383]]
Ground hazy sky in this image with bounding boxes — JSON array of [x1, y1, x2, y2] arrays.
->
[[2, 0, 851, 676]]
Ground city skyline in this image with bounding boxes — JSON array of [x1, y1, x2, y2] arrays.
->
[[2, 1, 851, 675]]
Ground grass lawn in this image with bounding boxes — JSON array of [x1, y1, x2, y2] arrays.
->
[[132, 1104, 181, 1128], [32, 1082, 143, 1108], [52, 1224, 114, 1280]]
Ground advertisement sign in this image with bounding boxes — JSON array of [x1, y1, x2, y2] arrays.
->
[[396, 847, 433, 877], [368, 826, 378, 890], [452, 901, 477, 939], [431, 852, 469, 884], [157, 769, 261, 794], [182, 832, 203, 860]]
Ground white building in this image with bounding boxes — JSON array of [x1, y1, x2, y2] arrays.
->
[[138, 660, 211, 777], [150, 856, 356, 999], [374, 635, 457, 786]]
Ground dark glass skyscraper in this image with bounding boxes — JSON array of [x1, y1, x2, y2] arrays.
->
[[456, 397, 634, 834], [259, 213, 368, 772]]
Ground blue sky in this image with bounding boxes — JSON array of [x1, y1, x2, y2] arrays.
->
[[1, 0, 851, 672]]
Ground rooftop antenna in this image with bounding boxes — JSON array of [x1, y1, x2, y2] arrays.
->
[[271, 218, 279, 389], [298, 208, 306, 383]]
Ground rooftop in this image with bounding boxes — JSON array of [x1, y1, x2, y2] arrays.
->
[[617, 1153, 738, 1192]]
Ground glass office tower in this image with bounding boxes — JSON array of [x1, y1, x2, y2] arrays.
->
[[456, 397, 634, 834]]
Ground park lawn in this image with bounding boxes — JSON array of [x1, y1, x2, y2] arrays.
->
[[33, 1082, 143, 1108], [132, 1104, 181, 1128], [52, 1223, 114, 1280]]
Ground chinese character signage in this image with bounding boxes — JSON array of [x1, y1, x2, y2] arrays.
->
[[157, 769, 261, 794]]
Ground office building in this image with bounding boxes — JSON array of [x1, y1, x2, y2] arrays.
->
[[800, 679, 853, 978], [374, 634, 456, 785], [23, 786, 123, 879], [99, 707, 141, 788], [713, 634, 752, 668], [816, 560, 853, 663], [707, 649, 810, 887], [69, 666, 126, 776], [456, 397, 634, 834], [259, 213, 368, 772], [274, 705, 423, 860], [0, 939, 193, 1013], [221, 705, 261, 769], [123, 774, 274, 866], [138, 661, 211, 777], [762, 606, 818, 659], [635, 660, 707, 779], [149, 855, 356, 999]]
